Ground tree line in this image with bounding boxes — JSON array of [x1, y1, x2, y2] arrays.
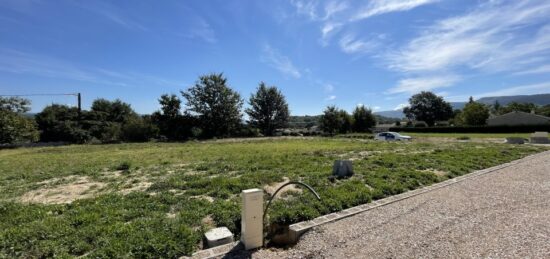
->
[[0, 73, 291, 144]]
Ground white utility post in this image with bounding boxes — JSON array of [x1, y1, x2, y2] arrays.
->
[[241, 188, 263, 250]]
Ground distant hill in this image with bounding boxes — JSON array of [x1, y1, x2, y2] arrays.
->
[[476, 93, 550, 106], [375, 93, 550, 119]]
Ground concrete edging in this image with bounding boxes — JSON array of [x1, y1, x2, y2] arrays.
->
[[288, 150, 550, 243]]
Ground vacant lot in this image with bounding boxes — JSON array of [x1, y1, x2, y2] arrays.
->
[[0, 138, 546, 257]]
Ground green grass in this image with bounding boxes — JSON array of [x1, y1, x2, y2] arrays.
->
[[0, 138, 546, 257], [402, 132, 530, 138]]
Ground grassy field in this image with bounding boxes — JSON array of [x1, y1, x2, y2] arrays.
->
[[0, 138, 546, 257], [402, 132, 530, 138]]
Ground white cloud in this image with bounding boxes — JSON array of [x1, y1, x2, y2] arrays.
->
[[394, 103, 409, 111], [386, 1, 550, 73], [513, 64, 550, 76], [388, 75, 460, 94], [324, 83, 334, 93], [373, 106, 381, 110], [0, 48, 183, 88], [323, 1, 348, 20], [351, 0, 438, 21], [325, 95, 336, 101], [261, 44, 301, 78], [475, 82, 550, 98], [289, 0, 319, 20], [339, 34, 378, 54], [78, 1, 148, 31]]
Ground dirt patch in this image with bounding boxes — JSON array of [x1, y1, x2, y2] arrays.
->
[[264, 177, 303, 200], [20, 176, 105, 204], [421, 168, 449, 177], [190, 195, 215, 202], [119, 180, 153, 195]]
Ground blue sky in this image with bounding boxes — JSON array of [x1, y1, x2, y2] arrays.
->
[[1, 0, 549, 115]]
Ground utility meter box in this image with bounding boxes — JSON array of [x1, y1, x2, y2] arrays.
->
[[241, 188, 263, 250]]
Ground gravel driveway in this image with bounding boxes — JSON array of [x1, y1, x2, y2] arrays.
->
[[236, 150, 550, 258]]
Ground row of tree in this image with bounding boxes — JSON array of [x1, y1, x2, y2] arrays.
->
[[401, 91, 550, 127], [0, 73, 291, 144]]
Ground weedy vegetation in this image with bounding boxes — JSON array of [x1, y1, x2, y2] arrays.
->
[[0, 138, 546, 257]]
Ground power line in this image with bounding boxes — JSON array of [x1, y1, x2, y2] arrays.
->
[[0, 93, 78, 97], [0, 93, 82, 114]]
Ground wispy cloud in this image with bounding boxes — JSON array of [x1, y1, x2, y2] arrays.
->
[[0, 48, 184, 88], [261, 44, 301, 78], [339, 34, 379, 54], [351, 0, 437, 21], [388, 75, 460, 94], [184, 17, 217, 43], [513, 64, 550, 76], [394, 103, 409, 110], [386, 1, 550, 73], [475, 82, 550, 98], [325, 95, 336, 101], [77, 1, 148, 31]]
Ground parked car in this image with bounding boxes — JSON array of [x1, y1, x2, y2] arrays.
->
[[374, 132, 412, 141]]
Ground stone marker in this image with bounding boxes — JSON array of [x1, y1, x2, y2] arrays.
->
[[530, 132, 550, 144], [205, 227, 234, 248], [332, 160, 353, 179]]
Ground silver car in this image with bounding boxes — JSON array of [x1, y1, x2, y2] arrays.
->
[[374, 132, 412, 141]]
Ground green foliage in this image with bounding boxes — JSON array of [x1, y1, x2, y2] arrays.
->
[[498, 102, 537, 115], [121, 116, 159, 142], [0, 97, 39, 144], [181, 73, 243, 138], [319, 106, 352, 135], [352, 106, 376, 132], [403, 91, 453, 126], [459, 100, 490, 126], [246, 83, 289, 136], [0, 111, 39, 144]]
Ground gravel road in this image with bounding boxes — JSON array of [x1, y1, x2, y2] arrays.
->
[[234, 150, 550, 258]]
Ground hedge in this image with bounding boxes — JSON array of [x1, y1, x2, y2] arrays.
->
[[389, 125, 550, 133]]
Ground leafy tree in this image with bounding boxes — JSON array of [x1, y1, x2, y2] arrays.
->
[[35, 104, 89, 143], [181, 73, 243, 138], [403, 91, 453, 126], [499, 102, 537, 114], [90, 98, 138, 123], [245, 82, 289, 136], [159, 94, 181, 119], [0, 97, 31, 113], [492, 100, 501, 114], [0, 97, 39, 144], [152, 94, 196, 140], [460, 101, 490, 126], [319, 106, 340, 136], [121, 116, 159, 142], [352, 106, 376, 132], [338, 109, 353, 134], [536, 105, 550, 117]]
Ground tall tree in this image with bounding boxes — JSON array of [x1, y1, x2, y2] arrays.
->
[[352, 106, 376, 132], [158, 94, 181, 119], [245, 82, 289, 136], [403, 91, 453, 126], [181, 73, 243, 137], [460, 101, 490, 126]]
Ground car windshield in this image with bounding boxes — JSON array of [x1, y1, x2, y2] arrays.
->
[[389, 132, 402, 137]]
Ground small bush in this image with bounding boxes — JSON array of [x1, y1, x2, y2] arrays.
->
[[115, 161, 131, 171], [456, 136, 470, 140]]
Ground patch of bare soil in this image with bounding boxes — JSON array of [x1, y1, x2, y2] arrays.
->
[[421, 168, 449, 177], [20, 176, 105, 204], [190, 195, 215, 202], [264, 177, 303, 200], [119, 180, 153, 195]]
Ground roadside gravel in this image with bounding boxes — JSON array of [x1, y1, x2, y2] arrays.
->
[[234, 150, 550, 258]]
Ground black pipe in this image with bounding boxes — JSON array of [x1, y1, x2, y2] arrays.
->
[[262, 181, 321, 246]]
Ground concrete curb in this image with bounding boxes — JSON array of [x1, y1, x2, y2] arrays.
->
[[288, 150, 550, 243]]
